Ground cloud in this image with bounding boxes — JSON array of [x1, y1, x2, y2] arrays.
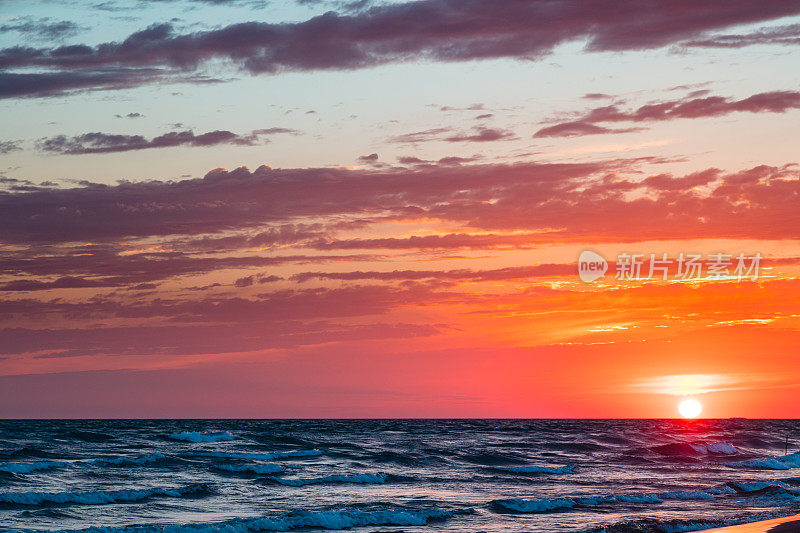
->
[[0, 140, 22, 154], [3, 160, 800, 248], [444, 127, 514, 142], [630, 374, 752, 395], [36, 128, 300, 154], [234, 275, 255, 287], [683, 23, 800, 48], [0, 68, 191, 99], [4, 0, 800, 98], [535, 90, 800, 137], [357, 153, 379, 162], [534, 122, 643, 138], [291, 264, 574, 283], [0, 18, 83, 41], [389, 127, 452, 143], [0, 320, 440, 358]]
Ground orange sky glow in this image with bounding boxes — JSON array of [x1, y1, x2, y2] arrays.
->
[[1, 1, 800, 418]]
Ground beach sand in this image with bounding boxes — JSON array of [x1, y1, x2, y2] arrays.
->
[[708, 515, 800, 532]]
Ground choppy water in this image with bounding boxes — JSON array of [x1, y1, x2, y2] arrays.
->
[[1, 419, 800, 532]]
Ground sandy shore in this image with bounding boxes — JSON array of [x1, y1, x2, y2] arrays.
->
[[708, 514, 800, 532]]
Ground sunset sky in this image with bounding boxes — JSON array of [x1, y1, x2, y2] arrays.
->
[[1, 0, 800, 418]]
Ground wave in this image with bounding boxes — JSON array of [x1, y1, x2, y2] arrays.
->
[[460, 452, 526, 466], [167, 431, 235, 443], [271, 473, 390, 486], [0, 484, 207, 506], [728, 452, 800, 470], [92, 453, 166, 467], [658, 490, 714, 500], [650, 442, 737, 457], [585, 510, 798, 533], [493, 497, 577, 513], [215, 463, 284, 475], [492, 489, 716, 513], [14, 507, 470, 532], [0, 447, 59, 460], [200, 450, 322, 460], [64, 431, 115, 443], [496, 464, 575, 474], [371, 450, 439, 466], [0, 461, 69, 474]]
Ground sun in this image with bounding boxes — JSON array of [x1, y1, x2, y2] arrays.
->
[[678, 398, 702, 419]]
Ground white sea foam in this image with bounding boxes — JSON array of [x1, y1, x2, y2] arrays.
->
[[704, 442, 738, 454], [687, 442, 737, 455], [728, 452, 800, 470]]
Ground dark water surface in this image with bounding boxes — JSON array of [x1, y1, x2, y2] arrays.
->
[[1, 419, 799, 532]]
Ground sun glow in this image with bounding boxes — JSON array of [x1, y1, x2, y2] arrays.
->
[[678, 398, 703, 419]]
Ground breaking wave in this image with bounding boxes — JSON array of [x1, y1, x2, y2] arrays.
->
[[0, 484, 207, 506], [728, 452, 800, 470], [14, 508, 469, 532], [492, 488, 718, 513]]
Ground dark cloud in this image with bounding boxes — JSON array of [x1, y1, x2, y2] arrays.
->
[[37, 127, 300, 154], [444, 127, 514, 142], [4, 159, 800, 249], [0, 246, 376, 290], [0, 141, 22, 154], [390, 126, 512, 143], [0, 320, 439, 357], [358, 153, 379, 162], [389, 127, 452, 143], [583, 93, 614, 99], [535, 90, 800, 137], [0, 68, 185, 99], [291, 264, 573, 283], [534, 122, 643, 138], [683, 23, 800, 48], [4, 0, 799, 98], [0, 284, 449, 330], [234, 275, 255, 287], [0, 18, 83, 41]]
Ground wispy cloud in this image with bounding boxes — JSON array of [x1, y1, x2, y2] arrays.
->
[[630, 373, 768, 396]]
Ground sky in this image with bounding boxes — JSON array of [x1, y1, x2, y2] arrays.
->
[[1, 0, 800, 418]]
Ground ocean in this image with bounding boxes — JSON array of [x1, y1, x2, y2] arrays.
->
[[1, 419, 799, 532]]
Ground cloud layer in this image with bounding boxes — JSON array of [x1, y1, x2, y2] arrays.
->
[[4, 0, 800, 98]]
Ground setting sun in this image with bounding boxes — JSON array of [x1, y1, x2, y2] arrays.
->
[[678, 398, 703, 419]]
